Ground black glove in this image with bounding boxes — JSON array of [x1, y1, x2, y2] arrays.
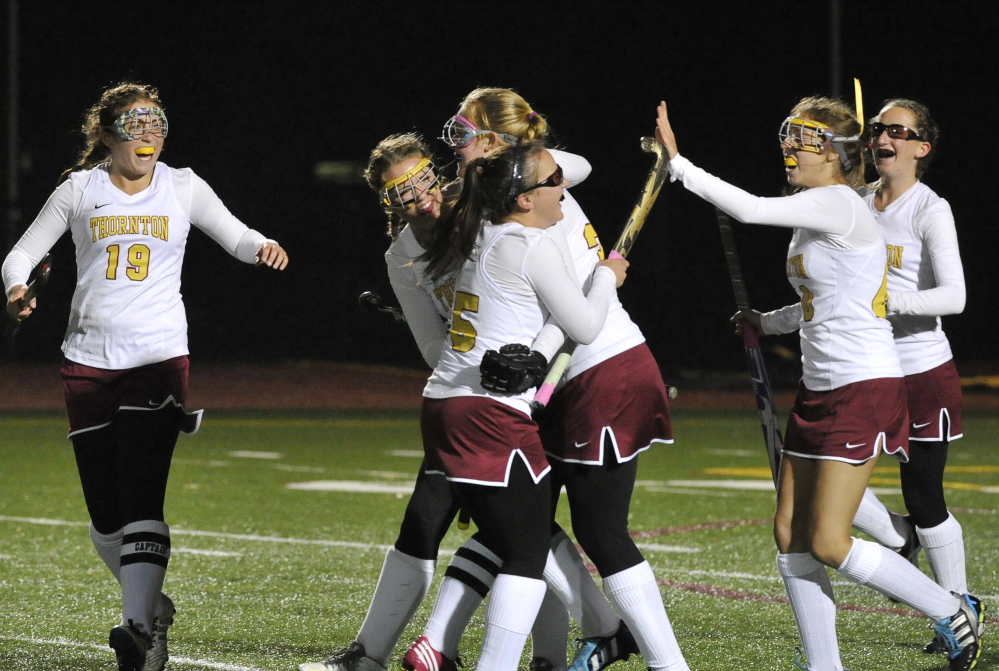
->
[[480, 344, 549, 394]]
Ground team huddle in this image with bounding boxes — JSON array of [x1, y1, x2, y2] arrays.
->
[[0, 82, 983, 671]]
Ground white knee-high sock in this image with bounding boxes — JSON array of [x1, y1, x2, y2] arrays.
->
[[478, 575, 547, 671], [835, 538, 960, 621], [424, 537, 501, 658], [851, 489, 908, 549], [356, 547, 436, 666], [776, 553, 842, 671], [917, 514, 967, 594], [602, 562, 688, 671], [530, 588, 570, 671], [120, 520, 170, 632], [543, 531, 620, 638], [90, 524, 123, 583]]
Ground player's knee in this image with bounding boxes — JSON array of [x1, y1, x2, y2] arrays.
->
[[809, 532, 852, 568]]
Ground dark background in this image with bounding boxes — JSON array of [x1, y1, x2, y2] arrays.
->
[[2, 2, 995, 386]]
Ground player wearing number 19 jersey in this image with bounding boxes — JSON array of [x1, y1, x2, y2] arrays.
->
[[2, 82, 287, 671]]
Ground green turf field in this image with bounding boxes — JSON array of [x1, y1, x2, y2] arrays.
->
[[1, 409, 996, 671]]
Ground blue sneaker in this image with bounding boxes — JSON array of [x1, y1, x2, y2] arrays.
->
[[932, 593, 985, 671], [568, 622, 638, 671]]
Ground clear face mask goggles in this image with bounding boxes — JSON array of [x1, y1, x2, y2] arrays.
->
[[778, 116, 860, 171], [440, 115, 518, 149], [108, 107, 169, 141], [381, 158, 441, 211]]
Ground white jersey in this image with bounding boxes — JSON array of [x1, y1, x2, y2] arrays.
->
[[424, 221, 618, 415], [863, 182, 964, 375], [555, 190, 645, 379], [2, 163, 270, 369], [385, 225, 454, 368], [667, 154, 902, 391], [783, 211, 901, 390]]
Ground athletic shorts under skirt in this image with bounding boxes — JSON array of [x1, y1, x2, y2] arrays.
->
[[538, 344, 673, 464], [61, 356, 202, 437], [905, 359, 963, 442], [782, 377, 909, 464], [421, 396, 550, 486]]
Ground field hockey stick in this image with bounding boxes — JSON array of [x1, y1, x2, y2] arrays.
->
[[358, 291, 407, 324], [531, 137, 671, 411], [715, 209, 782, 486], [4, 253, 53, 342]]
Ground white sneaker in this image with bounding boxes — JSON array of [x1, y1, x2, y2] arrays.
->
[[143, 594, 176, 671]]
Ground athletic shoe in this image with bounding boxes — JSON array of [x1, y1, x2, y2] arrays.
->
[[109, 621, 152, 671], [932, 593, 985, 670], [299, 640, 387, 671], [143, 594, 176, 671], [529, 658, 555, 671], [884, 516, 923, 605], [924, 598, 986, 655], [402, 636, 458, 671], [568, 621, 639, 671], [792, 647, 807, 670], [924, 637, 946, 654], [896, 515, 921, 568]]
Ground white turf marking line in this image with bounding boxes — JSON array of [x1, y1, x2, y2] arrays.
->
[[0, 516, 394, 552], [229, 451, 282, 459], [273, 464, 325, 473], [388, 449, 424, 458], [286, 480, 415, 494], [665, 480, 777, 491], [173, 548, 243, 557], [634, 543, 701, 554], [0, 635, 267, 671], [0, 514, 709, 556]]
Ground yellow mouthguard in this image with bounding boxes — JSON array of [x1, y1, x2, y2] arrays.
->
[[784, 156, 798, 167], [135, 146, 155, 156]]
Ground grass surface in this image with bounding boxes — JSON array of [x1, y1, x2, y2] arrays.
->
[[1, 409, 996, 671]]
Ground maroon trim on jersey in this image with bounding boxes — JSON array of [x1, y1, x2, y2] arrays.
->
[[421, 396, 550, 486], [783, 377, 909, 464], [904, 359, 963, 442], [61, 356, 201, 436], [538, 344, 672, 464]]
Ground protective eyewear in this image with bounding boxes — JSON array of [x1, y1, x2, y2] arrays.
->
[[519, 164, 564, 193], [867, 122, 924, 142], [380, 158, 441, 211], [779, 116, 861, 170], [441, 115, 518, 149], [108, 107, 169, 141], [778, 117, 834, 153]]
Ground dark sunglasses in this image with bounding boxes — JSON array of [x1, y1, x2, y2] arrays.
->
[[520, 164, 564, 193], [867, 122, 924, 142]]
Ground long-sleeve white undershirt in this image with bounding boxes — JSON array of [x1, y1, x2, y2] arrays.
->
[[3, 167, 270, 297]]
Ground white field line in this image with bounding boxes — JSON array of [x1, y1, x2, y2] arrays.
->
[[3, 517, 996, 605], [0, 516, 394, 552], [0, 635, 268, 671], [173, 548, 243, 557], [0, 515, 699, 555]]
